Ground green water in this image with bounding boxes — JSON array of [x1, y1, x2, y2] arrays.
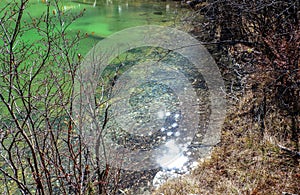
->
[[0, 0, 185, 112], [15, 0, 182, 54], [0, 1, 211, 193]]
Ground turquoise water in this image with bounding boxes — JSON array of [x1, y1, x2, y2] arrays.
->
[[0, 1, 216, 192], [71, 0, 180, 35], [13, 0, 182, 54]]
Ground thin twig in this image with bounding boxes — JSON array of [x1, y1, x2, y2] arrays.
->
[[277, 144, 300, 157]]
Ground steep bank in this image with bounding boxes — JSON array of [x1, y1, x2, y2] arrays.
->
[[154, 1, 300, 194]]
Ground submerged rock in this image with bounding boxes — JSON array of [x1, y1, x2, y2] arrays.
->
[[153, 11, 163, 15]]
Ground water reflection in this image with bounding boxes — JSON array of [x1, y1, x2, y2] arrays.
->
[[26, 0, 181, 54], [74, 20, 223, 193], [94, 46, 210, 172]]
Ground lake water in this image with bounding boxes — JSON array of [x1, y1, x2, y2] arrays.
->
[[1, 1, 219, 193], [20, 0, 183, 54]]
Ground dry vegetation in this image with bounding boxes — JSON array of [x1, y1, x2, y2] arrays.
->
[[154, 93, 300, 194], [155, 0, 299, 194], [0, 0, 298, 194]]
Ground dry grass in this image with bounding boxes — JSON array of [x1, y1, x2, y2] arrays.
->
[[154, 90, 300, 194], [153, 8, 299, 192]]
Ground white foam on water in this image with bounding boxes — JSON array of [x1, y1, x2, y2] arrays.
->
[[166, 154, 189, 170], [171, 122, 178, 128], [157, 110, 165, 119], [153, 140, 199, 189]]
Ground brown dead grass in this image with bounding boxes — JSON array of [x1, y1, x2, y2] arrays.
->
[[154, 90, 300, 194], [153, 11, 299, 192]]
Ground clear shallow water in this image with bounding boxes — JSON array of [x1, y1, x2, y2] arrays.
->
[[1, 1, 216, 192], [81, 44, 211, 186]]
